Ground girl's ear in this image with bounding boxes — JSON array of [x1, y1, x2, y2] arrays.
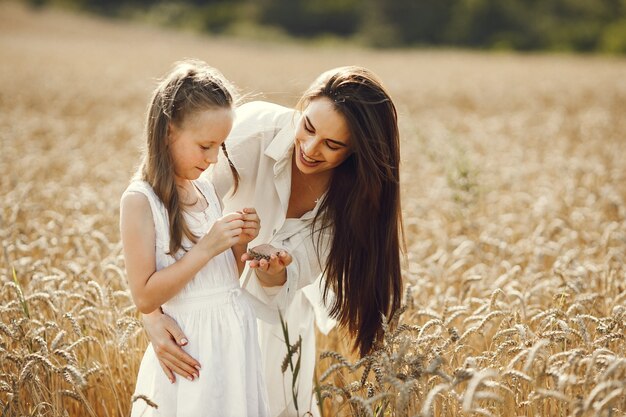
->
[[167, 122, 176, 144]]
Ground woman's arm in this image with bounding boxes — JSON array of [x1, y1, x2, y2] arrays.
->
[[120, 193, 244, 313], [243, 226, 331, 308]]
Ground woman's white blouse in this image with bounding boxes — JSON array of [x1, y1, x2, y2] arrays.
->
[[210, 100, 332, 317]]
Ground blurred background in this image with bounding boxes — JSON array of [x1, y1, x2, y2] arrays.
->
[[20, 0, 626, 53]]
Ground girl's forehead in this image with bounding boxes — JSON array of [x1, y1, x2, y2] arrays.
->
[[181, 107, 233, 127]]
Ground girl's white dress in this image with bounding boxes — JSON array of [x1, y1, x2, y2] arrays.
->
[[124, 179, 269, 417]]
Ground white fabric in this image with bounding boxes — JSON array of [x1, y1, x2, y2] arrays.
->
[[210, 101, 337, 417], [124, 179, 270, 417]]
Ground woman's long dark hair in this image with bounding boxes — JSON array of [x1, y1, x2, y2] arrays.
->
[[299, 66, 405, 356], [136, 59, 239, 255]]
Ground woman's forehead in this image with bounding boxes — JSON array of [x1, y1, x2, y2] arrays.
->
[[304, 98, 351, 141]]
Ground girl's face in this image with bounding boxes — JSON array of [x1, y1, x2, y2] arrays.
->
[[294, 97, 352, 176], [169, 107, 233, 184]]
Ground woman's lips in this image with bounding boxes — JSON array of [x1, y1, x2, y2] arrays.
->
[[299, 148, 321, 167]]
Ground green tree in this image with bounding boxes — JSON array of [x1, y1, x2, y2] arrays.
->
[[258, 0, 360, 37], [379, 0, 455, 45]]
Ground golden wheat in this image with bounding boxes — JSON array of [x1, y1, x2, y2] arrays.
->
[[2, 1, 626, 416]]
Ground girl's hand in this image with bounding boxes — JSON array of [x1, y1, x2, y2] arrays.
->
[[142, 310, 201, 383], [237, 208, 260, 245], [241, 245, 292, 286], [198, 212, 244, 258]]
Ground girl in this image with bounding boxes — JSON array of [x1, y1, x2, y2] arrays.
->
[[120, 60, 269, 416], [143, 66, 404, 416]]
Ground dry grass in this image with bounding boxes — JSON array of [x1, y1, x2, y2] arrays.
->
[[1, 2, 625, 416]]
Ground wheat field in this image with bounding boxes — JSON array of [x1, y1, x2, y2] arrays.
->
[[1, 2, 625, 416]]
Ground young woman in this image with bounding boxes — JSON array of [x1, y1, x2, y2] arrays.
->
[[142, 66, 404, 416], [120, 60, 269, 416]]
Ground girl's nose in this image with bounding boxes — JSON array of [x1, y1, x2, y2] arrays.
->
[[206, 151, 218, 164]]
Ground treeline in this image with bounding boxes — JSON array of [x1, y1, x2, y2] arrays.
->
[[25, 0, 626, 53]]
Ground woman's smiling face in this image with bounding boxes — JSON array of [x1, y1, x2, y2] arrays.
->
[[293, 97, 352, 176]]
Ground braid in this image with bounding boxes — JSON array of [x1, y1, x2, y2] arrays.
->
[[221, 142, 240, 194]]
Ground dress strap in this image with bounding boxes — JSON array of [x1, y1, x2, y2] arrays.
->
[[121, 180, 170, 249]]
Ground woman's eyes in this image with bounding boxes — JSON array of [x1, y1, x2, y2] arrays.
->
[[200, 145, 212, 150], [303, 121, 342, 151], [325, 141, 341, 151]]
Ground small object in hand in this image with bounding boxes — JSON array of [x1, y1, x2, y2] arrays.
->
[[247, 244, 280, 261]]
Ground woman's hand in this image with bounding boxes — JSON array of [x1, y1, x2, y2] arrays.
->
[[142, 310, 201, 383], [241, 245, 293, 286], [237, 208, 260, 245]]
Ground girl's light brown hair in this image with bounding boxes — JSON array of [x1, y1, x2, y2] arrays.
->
[[136, 59, 239, 255], [299, 66, 405, 356]]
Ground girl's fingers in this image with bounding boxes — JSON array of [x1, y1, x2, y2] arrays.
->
[[228, 219, 244, 229], [221, 212, 243, 223], [240, 209, 259, 224]]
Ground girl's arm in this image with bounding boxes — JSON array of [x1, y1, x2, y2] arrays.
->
[[231, 207, 260, 275], [120, 192, 244, 314]]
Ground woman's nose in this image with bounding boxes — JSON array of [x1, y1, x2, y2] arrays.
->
[[302, 137, 320, 155]]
